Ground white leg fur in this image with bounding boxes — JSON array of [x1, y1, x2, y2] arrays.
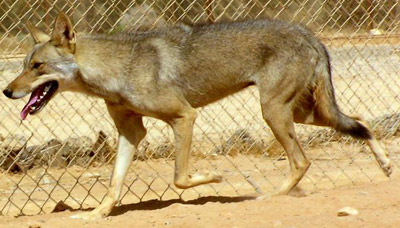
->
[[353, 116, 392, 176], [71, 104, 146, 220], [71, 135, 136, 220], [366, 138, 392, 176]]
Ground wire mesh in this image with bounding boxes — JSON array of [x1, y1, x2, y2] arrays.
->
[[0, 0, 399, 216]]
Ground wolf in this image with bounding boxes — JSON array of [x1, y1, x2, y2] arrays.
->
[[3, 13, 392, 219]]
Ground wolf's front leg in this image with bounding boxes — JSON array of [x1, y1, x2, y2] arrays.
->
[[169, 108, 222, 189], [71, 104, 146, 220]]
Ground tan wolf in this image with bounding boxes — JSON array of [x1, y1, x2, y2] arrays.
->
[[3, 13, 392, 219]]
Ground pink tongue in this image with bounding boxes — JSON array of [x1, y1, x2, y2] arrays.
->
[[20, 90, 40, 120]]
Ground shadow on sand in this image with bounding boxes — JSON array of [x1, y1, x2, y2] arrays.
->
[[106, 195, 257, 216]]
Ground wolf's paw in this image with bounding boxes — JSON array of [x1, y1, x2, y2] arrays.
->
[[192, 171, 223, 184], [175, 172, 223, 189], [208, 171, 223, 183], [381, 161, 393, 177], [287, 186, 307, 197], [70, 211, 104, 220]]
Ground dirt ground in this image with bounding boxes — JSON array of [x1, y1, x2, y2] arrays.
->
[[0, 142, 399, 228], [0, 176, 399, 228]]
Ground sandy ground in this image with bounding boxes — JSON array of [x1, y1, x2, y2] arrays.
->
[[0, 140, 399, 227], [0, 176, 399, 228]]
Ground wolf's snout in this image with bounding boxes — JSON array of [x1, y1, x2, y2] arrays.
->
[[3, 88, 12, 98]]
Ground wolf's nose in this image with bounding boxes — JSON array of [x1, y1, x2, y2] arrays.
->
[[3, 88, 13, 98]]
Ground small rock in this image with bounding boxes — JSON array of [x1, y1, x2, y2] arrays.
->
[[337, 207, 359, 216], [28, 225, 41, 228], [359, 191, 368, 196]]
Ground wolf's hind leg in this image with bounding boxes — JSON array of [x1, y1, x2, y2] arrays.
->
[[334, 115, 391, 176], [169, 108, 222, 189], [294, 104, 392, 177], [261, 102, 311, 195]]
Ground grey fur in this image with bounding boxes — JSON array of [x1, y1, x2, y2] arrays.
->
[[3, 14, 392, 219]]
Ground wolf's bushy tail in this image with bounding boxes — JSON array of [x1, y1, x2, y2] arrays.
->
[[313, 46, 372, 140]]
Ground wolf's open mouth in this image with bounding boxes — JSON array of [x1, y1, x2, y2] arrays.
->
[[21, 80, 58, 120]]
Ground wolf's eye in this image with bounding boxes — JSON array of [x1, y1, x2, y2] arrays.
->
[[32, 62, 43, 69]]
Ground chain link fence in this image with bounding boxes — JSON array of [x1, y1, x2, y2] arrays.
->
[[0, 0, 400, 216]]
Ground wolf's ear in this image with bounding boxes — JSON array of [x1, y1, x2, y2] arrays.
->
[[27, 21, 50, 44], [51, 13, 76, 52]]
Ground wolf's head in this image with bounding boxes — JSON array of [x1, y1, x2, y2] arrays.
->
[[3, 13, 79, 120]]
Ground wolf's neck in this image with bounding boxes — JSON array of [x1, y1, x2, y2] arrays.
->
[[71, 37, 128, 102]]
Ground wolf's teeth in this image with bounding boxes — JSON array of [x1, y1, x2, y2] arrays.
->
[[39, 95, 44, 99], [43, 91, 47, 96], [44, 86, 51, 92]]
